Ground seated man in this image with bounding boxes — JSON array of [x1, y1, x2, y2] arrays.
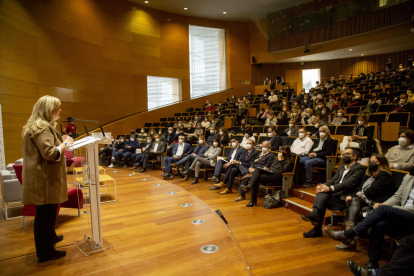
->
[[346, 233, 414, 276], [208, 138, 246, 188], [241, 145, 293, 207], [301, 147, 366, 238], [114, 134, 139, 168], [99, 136, 114, 166], [108, 136, 125, 168], [163, 127, 175, 155], [132, 136, 152, 168], [256, 126, 283, 151], [290, 128, 314, 157], [390, 92, 413, 113], [325, 169, 414, 271], [137, 134, 166, 173], [212, 140, 259, 195], [178, 136, 210, 180], [162, 136, 191, 178], [281, 119, 300, 137], [385, 129, 414, 171], [137, 127, 148, 143], [296, 126, 336, 188], [206, 127, 218, 146]]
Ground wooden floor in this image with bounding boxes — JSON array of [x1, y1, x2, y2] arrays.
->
[[0, 167, 375, 275]]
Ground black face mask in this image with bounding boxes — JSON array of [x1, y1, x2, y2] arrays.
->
[[131, 131, 135, 134], [369, 162, 379, 173], [343, 156, 352, 165]]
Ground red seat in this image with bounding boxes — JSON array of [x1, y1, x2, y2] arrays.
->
[[64, 151, 87, 168], [13, 164, 83, 227]]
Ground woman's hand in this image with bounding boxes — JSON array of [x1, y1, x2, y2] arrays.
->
[[345, 196, 352, 202], [373, 203, 383, 209]]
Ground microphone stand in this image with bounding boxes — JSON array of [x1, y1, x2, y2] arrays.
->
[[70, 118, 105, 138]]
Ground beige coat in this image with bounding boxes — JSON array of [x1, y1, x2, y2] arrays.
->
[[22, 126, 68, 205]]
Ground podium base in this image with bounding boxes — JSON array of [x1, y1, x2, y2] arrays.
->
[[74, 237, 112, 257]]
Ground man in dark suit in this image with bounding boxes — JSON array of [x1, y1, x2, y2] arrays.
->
[[256, 126, 283, 151], [177, 137, 210, 178], [297, 126, 337, 188], [233, 140, 275, 201], [280, 119, 300, 137], [212, 139, 259, 194], [208, 138, 246, 188], [162, 135, 192, 178], [301, 147, 365, 239], [137, 135, 166, 173]]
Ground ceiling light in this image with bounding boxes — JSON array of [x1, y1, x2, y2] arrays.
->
[[361, 54, 364, 56], [349, 49, 353, 51], [223, 12, 227, 14], [301, 58, 305, 60], [145, 1, 148, 3], [184, 7, 188, 10]]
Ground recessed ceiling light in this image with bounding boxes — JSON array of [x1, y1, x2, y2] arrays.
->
[[145, 1, 148, 3], [301, 58, 305, 60], [223, 12, 227, 14], [349, 49, 353, 51], [184, 7, 188, 10], [361, 54, 364, 56]]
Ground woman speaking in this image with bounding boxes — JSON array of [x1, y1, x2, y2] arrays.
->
[[21, 95, 73, 263]]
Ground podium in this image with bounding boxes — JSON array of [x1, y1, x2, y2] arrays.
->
[[68, 136, 112, 256]]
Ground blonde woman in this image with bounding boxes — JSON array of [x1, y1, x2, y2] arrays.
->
[[22, 96, 73, 263], [301, 108, 314, 125]]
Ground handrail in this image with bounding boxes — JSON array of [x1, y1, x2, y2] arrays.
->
[[73, 87, 246, 138]]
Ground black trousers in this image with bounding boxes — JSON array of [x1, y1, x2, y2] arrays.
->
[[240, 169, 282, 198], [353, 205, 414, 262], [99, 148, 112, 165], [34, 204, 59, 258], [312, 192, 347, 229], [224, 164, 242, 189], [142, 153, 157, 169], [375, 233, 414, 276]]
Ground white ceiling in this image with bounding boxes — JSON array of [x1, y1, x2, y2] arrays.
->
[[127, 0, 311, 21]]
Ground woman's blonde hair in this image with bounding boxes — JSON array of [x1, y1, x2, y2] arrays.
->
[[22, 95, 61, 138]]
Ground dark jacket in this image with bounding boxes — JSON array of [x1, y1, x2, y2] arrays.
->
[[326, 163, 366, 197], [281, 126, 300, 137], [123, 140, 139, 153], [227, 146, 246, 162], [172, 143, 192, 157], [206, 133, 219, 145], [269, 157, 293, 174], [239, 149, 259, 167], [352, 171, 396, 203], [250, 152, 275, 169], [164, 132, 175, 145], [310, 127, 320, 138], [193, 144, 210, 156], [268, 134, 283, 151], [310, 136, 336, 160], [220, 134, 230, 147], [148, 140, 166, 162]]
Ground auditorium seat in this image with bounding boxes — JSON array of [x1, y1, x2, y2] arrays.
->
[[388, 112, 410, 127]]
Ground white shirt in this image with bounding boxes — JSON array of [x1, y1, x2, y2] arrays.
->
[[230, 146, 238, 161], [404, 186, 414, 207], [240, 136, 256, 148], [154, 142, 159, 152], [176, 143, 185, 156], [291, 136, 314, 156], [313, 137, 327, 152]]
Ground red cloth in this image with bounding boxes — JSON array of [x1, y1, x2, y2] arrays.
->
[[65, 123, 77, 134], [205, 106, 215, 111]]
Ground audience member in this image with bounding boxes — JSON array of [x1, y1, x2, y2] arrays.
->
[[385, 129, 414, 171], [320, 107, 332, 126], [206, 127, 218, 145], [240, 129, 255, 148], [218, 127, 230, 146], [136, 134, 166, 173], [281, 119, 299, 136], [332, 110, 348, 125], [201, 117, 211, 128], [113, 134, 139, 168], [340, 114, 375, 159], [137, 127, 148, 143], [187, 139, 222, 184], [301, 108, 313, 125], [390, 92, 413, 113], [131, 136, 151, 168], [290, 128, 314, 157], [256, 126, 283, 151], [276, 111, 289, 125], [99, 136, 114, 166], [178, 136, 210, 180], [162, 135, 191, 178]]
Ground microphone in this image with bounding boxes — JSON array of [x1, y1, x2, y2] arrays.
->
[[61, 117, 106, 139]]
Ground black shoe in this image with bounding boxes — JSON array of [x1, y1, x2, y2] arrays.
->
[[191, 177, 199, 185], [161, 173, 167, 177], [38, 250, 66, 263], [241, 184, 252, 192], [303, 183, 313, 188], [113, 164, 119, 168], [139, 168, 147, 173], [301, 213, 318, 224], [365, 261, 379, 270], [246, 198, 257, 207], [303, 227, 323, 238], [347, 260, 373, 276], [324, 228, 354, 244], [53, 235, 63, 244], [182, 170, 189, 175]]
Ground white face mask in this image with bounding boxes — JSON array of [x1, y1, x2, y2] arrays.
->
[[299, 133, 305, 139], [329, 99, 333, 102], [245, 134, 249, 138], [146, 140, 151, 143], [315, 124, 320, 128], [268, 132, 273, 137], [179, 139, 184, 143], [338, 113, 343, 117], [289, 124, 294, 127], [400, 99, 406, 105], [141, 130, 145, 133], [355, 96, 360, 99], [322, 111, 326, 115], [319, 132, 326, 138], [210, 130, 215, 134], [283, 108, 287, 111], [219, 131, 223, 136], [399, 137, 407, 147], [155, 138, 159, 142], [358, 120, 364, 125], [306, 112, 311, 117], [245, 144, 251, 150], [232, 142, 237, 148], [292, 113, 297, 117], [198, 140, 203, 144], [130, 138, 135, 141], [213, 142, 218, 147], [159, 132, 162, 135], [261, 147, 268, 152], [120, 139, 124, 143]]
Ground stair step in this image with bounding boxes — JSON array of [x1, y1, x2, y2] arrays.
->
[[283, 197, 332, 224], [291, 188, 316, 204]]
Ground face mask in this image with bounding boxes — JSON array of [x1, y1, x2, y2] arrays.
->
[[294, 103, 298, 106], [301, 92, 305, 95], [141, 130, 145, 133], [343, 155, 352, 165], [168, 130, 172, 134], [198, 140, 204, 145], [179, 139, 184, 143], [400, 99, 406, 105], [219, 131, 223, 135], [210, 130, 214, 134], [369, 162, 378, 172], [304, 101, 307, 103], [260, 111, 264, 114], [176, 131, 180, 134], [154, 138, 159, 142], [283, 102, 287, 105], [358, 120, 363, 125], [322, 111, 326, 115], [146, 140, 150, 143], [112, 139, 115, 142], [306, 112, 311, 117], [343, 87, 346, 89], [213, 142, 218, 147], [261, 147, 268, 152], [241, 122, 246, 125], [268, 132, 273, 137], [353, 91, 356, 95], [130, 138, 135, 141], [319, 132, 326, 138], [329, 99, 333, 102], [289, 124, 294, 127], [292, 113, 297, 117], [299, 133, 304, 139], [399, 137, 407, 147], [245, 134, 249, 138], [283, 108, 287, 111], [338, 113, 343, 117], [355, 96, 360, 99], [318, 106, 322, 109], [246, 144, 252, 150]]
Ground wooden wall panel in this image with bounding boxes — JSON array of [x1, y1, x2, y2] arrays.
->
[[0, 0, 251, 164], [251, 49, 414, 86]]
